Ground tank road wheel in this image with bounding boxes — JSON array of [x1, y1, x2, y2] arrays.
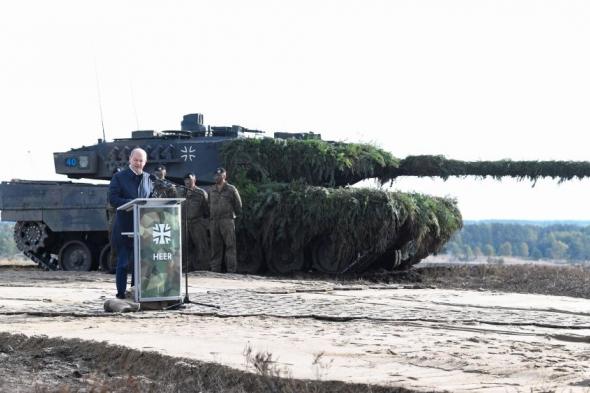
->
[[236, 233, 263, 274], [265, 240, 306, 274], [99, 244, 116, 274], [311, 236, 355, 274], [13, 221, 49, 253], [59, 240, 93, 271], [238, 246, 264, 274]]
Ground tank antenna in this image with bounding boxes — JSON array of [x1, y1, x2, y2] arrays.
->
[[94, 58, 107, 142]]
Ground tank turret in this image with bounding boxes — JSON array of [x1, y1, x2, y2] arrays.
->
[[181, 113, 206, 134]]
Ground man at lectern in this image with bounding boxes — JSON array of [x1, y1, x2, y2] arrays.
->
[[109, 147, 154, 299]]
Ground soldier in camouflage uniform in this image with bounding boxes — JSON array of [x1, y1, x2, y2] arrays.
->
[[178, 173, 210, 271], [209, 167, 242, 273], [152, 165, 177, 198]]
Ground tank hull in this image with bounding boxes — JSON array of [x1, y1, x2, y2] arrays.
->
[[0, 180, 109, 270], [0, 180, 462, 274]]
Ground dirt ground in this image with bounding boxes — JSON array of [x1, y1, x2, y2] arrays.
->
[[1, 265, 590, 392]]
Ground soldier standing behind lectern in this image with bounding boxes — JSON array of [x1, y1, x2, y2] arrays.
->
[[208, 167, 242, 273], [152, 165, 177, 198], [178, 173, 210, 271]]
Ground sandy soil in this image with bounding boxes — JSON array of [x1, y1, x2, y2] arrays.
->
[[1, 267, 590, 392], [0, 258, 35, 266]]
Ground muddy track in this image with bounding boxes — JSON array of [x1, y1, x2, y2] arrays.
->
[[0, 332, 416, 393]]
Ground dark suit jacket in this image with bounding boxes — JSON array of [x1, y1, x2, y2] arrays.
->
[[109, 168, 153, 248]]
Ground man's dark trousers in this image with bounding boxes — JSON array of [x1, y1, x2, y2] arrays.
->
[[113, 220, 134, 297]]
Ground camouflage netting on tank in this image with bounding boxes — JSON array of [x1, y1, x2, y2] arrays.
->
[[222, 139, 590, 185], [221, 138, 400, 187], [391, 155, 590, 182], [234, 183, 462, 273], [219, 138, 590, 272], [221, 139, 462, 273]]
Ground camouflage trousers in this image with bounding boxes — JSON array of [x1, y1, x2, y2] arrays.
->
[[209, 218, 237, 273], [186, 218, 210, 271]]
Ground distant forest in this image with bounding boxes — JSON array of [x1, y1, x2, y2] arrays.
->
[[0, 223, 18, 259], [444, 222, 590, 262]]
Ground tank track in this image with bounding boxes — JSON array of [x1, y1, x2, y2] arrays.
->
[[24, 250, 59, 271], [13, 221, 49, 254]]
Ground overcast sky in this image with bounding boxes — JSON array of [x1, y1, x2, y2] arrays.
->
[[1, 0, 589, 220]]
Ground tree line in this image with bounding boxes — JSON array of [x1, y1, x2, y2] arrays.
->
[[0, 223, 18, 259], [444, 222, 590, 262]]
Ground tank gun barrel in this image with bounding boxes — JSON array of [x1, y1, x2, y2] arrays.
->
[[221, 139, 590, 186], [385, 156, 590, 183]]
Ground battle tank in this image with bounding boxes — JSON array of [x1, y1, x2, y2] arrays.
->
[[1, 113, 588, 274]]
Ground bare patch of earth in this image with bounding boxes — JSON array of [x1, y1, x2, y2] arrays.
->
[[0, 257, 35, 267], [0, 267, 590, 392], [0, 332, 410, 393]]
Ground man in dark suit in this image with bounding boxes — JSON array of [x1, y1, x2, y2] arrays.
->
[[109, 147, 153, 299]]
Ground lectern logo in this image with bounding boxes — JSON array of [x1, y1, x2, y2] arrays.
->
[[152, 223, 171, 245]]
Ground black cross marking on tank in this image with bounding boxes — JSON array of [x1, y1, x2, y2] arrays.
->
[[180, 145, 196, 162]]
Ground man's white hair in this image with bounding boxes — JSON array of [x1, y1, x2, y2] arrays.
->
[[129, 147, 147, 159]]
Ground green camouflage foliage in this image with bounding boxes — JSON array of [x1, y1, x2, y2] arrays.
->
[[221, 138, 590, 272], [223, 139, 590, 184], [222, 140, 462, 272], [222, 138, 399, 186], [235, 183, 461, 273], [392, 155, 590, 182]]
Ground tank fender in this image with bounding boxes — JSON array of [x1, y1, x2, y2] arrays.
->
[[42, 209, 108, 232], [1, 210, 42, 222]]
